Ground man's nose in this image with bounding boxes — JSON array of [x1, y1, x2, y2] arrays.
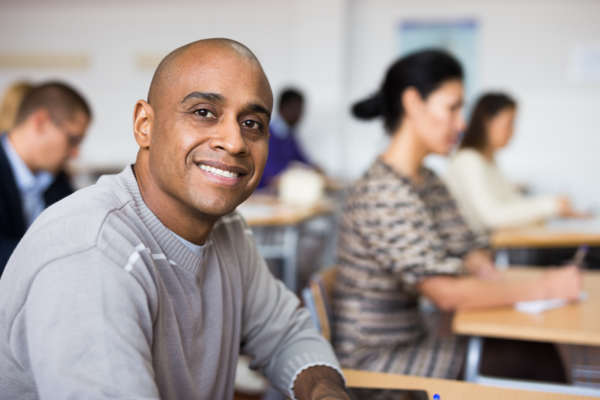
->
[[210, 118, 249, 156]]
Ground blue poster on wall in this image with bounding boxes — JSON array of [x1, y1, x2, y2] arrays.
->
[[399, 19, 478, 103]]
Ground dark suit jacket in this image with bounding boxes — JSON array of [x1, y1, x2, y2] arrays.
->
[[0, 142, 74, 275]]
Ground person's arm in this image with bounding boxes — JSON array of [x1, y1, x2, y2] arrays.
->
[[452, 151, 561, 229], [462, 248, 499, 279], [419, 264, 582, 311], [356, 189, 468, 293], [24, 248, 160, 400], [238, 220, 348, 399]]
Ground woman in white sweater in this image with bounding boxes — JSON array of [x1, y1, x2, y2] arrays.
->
[[446, 93, 577, 234]]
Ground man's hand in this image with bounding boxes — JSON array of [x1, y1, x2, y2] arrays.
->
[[292, 366, 351, 400], [463, 249, 499, 280]]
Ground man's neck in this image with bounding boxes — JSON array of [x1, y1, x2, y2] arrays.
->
[[6, 127, 39, 173], [132, 158, 217, 246]]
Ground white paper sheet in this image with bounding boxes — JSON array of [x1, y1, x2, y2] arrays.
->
[[515, 291, 588, 314]]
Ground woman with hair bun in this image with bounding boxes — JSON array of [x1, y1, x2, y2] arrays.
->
[[332, 50, 579, 381], [446, 93, 581, 235]]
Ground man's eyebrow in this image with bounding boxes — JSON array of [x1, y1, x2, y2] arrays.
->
[[181, 92, 224, 103], [249, 103, 271, 120]]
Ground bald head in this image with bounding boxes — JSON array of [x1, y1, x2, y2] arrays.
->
[[132, 37, 273, 241], [148, 38, 260, 107]]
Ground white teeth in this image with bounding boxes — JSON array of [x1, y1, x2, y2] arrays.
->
[[198, 164, 239, 178]]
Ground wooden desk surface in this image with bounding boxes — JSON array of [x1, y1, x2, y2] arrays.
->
[[236, 194, 338, 226], [491, 225, 600, 248], [453, 268, 600, 346], [343, 369, 594, 399]]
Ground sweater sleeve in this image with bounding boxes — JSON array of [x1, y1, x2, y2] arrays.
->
[[23, 248, 160, 400], [352, 195, 466, 293], [450, 151, 561, 229], [239, 223, 343, 398]]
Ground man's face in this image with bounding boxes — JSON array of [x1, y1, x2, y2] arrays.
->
[[39, 110, 89, 174], [280, 98, 303, 128], [148, 50, 273, 219]]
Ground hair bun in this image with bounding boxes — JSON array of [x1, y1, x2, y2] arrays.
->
[[352, 93, 383, 120]]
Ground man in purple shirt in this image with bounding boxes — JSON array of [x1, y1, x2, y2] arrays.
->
[[258, 89, 313, 188]]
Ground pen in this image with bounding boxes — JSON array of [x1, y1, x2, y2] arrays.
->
[[572, 244, 588, 268]]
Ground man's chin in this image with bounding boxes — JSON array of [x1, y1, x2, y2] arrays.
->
[[190, 196, 245, 219], [196, 204, 239, 219], [189, 184, 257, 219]]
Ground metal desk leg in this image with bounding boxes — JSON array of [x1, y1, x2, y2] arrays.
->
[[321, 213, 338, 268], [281, 225, 299, 292], [465, 336, 484, 382]]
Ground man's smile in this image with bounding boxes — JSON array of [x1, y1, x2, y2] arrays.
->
[[198, 164, 240, 178], [194, 160, 250, 187]]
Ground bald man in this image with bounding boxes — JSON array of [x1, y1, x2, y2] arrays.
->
[[0, 39, 349, 400]]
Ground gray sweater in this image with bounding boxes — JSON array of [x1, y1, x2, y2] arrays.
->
[[0, 166, 340, 400]]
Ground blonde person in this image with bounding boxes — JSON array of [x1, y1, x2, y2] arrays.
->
[[0, 81, 33, 133], [332, 50, 580, 382], [446, 93, 582, 235]]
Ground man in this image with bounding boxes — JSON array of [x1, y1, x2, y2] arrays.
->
[[258, 88, 315, 188], [0, 39, 349, 400], [0, 82, 91, 273]]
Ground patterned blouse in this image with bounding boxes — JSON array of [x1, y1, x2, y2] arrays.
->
[[332, 159, 486, 379]]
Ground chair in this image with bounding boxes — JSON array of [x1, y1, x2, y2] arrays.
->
[[302, 266, 338, 342]]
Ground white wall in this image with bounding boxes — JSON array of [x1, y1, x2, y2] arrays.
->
[[346, 0, 600, 209], [1, 0, 600, 208], [0, 0, 348, 174]]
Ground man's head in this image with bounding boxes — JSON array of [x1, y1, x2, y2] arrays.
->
[[11, 82, 91, 174], [278, 88, 304, 128], [133, 38, 273, 224]]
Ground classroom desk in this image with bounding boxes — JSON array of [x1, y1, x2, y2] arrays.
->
[[343, 369, 595, 399], [453, 267, 600, 397], [236, 194, 338, 292], [491, 218, 600, 249]]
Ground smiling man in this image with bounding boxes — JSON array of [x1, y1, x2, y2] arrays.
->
[[0, 39, 349, 400]]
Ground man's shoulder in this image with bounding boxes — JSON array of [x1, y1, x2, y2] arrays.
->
[[16, 173, 137, 261], [39, 173, 131, 226]]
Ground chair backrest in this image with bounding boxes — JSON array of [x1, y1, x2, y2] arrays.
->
[[302, 266, 339, 342]]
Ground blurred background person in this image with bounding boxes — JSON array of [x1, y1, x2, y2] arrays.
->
[[332, 50, 579, 383], [446, 93, 583, 236], [0, 82, 91, 274], [258, 88, 318, 188], [0, 81, 33, 133]]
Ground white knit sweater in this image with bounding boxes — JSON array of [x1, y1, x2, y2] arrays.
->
[[445, 149, 560, 234]]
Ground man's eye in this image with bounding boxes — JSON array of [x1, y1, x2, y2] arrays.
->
[[242, 120, 261, 130], [194, 109, 215, 118]]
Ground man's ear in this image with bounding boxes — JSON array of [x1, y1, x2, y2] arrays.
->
[[133, 100, 154, 148], [31, 109, 52, 135], [401, 86, 423, 120]]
